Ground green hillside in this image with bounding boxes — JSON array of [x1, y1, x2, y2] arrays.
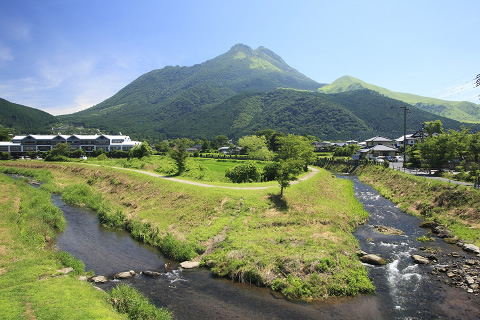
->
[[0, 98, 57, 135], [161, 89, 468, 141], [318, 75, 480, 123], [58, 44, 323, 139]]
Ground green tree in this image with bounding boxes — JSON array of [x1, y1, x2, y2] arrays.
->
[[225, 161, 261, 183], [424, 120, 444, 136], [276, 134, 316, 171], [0, 126, 13, 141], [129, 141, 153, 158], [274, 134, 316, 196], [168, 138, 190, 175], [213, 135, 229, 149], [238, 135, 274, 160], [154, 140, 171, 153]]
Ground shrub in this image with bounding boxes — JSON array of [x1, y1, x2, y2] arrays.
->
[[262, 161, 280, 181], [109, 284, 172, 320], [225, 161, 261, 183], [56, 251, 85, 274]]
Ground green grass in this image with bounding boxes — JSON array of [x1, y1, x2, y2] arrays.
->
[[0, 174, 127, 319], [1, 161, 374, 300]]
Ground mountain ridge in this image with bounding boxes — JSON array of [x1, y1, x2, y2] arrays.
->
[[319, 75, 480, 123]]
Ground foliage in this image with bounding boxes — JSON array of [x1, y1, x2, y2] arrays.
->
[[129, 141, 153, 158], [238, 135, 274, 160], [424, 120, 444, 135], [333, 144, 360, 157], [109, 284, 172, 320], [225, 161, 262, 183], [55, 251, 86, 275], [0, 125, 13, 141], [168, 138, 191, 174], [155, 140, 171, 153], [262, 161, 280, 181]]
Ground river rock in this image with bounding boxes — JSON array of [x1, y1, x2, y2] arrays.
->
[[143, 270, 162, 277], [114, 270, 135, 279], [57, 267, 74, 274], [359, 254, 387, 265], [78, 276, 88, 281], [462, 244, 480, 255], [91, 275, 109, 283], [180, 261, 200, 269], [412, 254, 430, 264]]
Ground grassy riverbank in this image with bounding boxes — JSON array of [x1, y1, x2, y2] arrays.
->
[[1, 161, 374, 300], [0, 170, 172, 319], [356, 165, 480, 246]]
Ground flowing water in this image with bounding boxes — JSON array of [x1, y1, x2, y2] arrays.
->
[[54, 176, 480, 320]]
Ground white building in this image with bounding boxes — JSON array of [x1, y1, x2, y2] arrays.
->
[[0, 134, 141, 155]]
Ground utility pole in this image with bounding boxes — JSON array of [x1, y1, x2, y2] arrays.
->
[[392, 105, 410, 165]]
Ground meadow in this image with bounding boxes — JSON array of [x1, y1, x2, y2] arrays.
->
[[0, 159, 374, 300], [0, 168, 171, 319]]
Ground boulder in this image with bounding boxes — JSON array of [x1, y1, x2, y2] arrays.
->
[[57, 267, 74, 275], [359, 254, 387, 265], [78, 276, 88, 281], [142, 270, 162, 277], [180, 261, 200, 269], [463, 244, 480, 255], [91, 275, 108, 283], [411, 254, 430, 264], [114, 270, 135, 279]]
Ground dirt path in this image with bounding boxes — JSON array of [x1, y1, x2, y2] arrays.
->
[[86, 164, 319, 190]]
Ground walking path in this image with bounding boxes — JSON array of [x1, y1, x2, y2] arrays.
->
[[85, 164, 319, 190], [390, 162, 474, 187]]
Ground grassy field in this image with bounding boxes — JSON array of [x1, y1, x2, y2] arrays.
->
[[1, 160, 374, 300], [0, 169, 172, 319], [356, 165, 480, 245]]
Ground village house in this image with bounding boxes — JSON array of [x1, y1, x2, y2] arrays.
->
[[357, 136, 398, 159]]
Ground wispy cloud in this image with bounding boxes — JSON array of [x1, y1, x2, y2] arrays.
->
[[0, 43, 14, 62]]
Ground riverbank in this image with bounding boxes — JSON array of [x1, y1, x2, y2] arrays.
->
[[0, 161, 374, 300], [355, 165, 480, 246]]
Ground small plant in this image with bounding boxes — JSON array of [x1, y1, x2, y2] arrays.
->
[[416, 235, 434, 242]]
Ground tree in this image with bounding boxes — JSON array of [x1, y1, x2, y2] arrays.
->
[[424, 120, 444, 136], [168, 138, 190, 175], [0, 126, 13, 141], [276, 159, 303, 197], [225, 161, 261, 183], [213, 135, 229, 149], [238, 135, 274, 160], [154, 140, 171, 153], [276, 134, 316, 171], [129, 141, 153, 158], [274, 134, 316, 196]]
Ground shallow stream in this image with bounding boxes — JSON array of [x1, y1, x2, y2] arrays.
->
[[54, 176, 480, 319]]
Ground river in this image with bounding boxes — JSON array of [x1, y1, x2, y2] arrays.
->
[[54, 176, 480, 319]]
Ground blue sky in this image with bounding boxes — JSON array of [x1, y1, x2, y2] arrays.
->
[[0, 0, 479, 115]]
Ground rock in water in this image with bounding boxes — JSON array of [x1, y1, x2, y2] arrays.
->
[[143, 270, 162, 277], [359, 254, 387, 265], [180, 261, 200, 269], [114, 270, 136, 279], [91, 275, 109, 283], [411, 254, 430, 264], [462, 244, 480, 255]]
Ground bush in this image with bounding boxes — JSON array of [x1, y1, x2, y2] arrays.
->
[[44, 154, 69, 162], [0, 152, 10, 160], [262, 161, 280, 181], [56, 251, 85, 274], [109, 284, 172, 320], [225, 161, 261, 183]]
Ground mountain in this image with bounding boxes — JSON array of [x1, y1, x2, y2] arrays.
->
[[58, 44, 324, 139], [157, 88, 468, 141], [0, 98, 57, 135], [318, 76, 480, 123]]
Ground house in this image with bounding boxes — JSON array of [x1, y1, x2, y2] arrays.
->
[[364, 136, 395, 147], [2, 134, 141, 156], [186, 145, 203, 153], [218, 146, 230, 154], [357, 144, 398, 159], [345, 140, 358, 145], [395, 134, 418, 149]]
